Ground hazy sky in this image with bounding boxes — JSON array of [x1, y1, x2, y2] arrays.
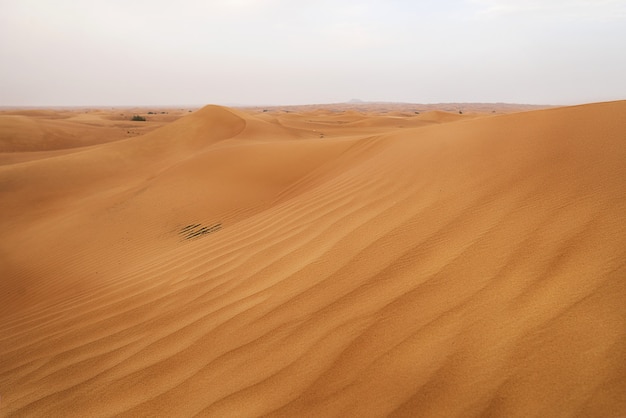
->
[[1, 0, 625, 106]]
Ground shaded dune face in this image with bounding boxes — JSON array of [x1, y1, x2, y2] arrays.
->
[[1, 102, 625, 417]]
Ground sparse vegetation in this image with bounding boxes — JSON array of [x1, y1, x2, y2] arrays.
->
[[131, 115, 146, 121], [179, 223, 222, 240]]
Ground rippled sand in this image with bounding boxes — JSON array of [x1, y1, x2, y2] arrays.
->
[[1, 101, 625, 417]]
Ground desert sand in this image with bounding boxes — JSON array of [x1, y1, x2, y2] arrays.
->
[[1, 101, 625, 417]]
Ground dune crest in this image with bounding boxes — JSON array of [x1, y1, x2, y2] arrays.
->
[[1, 101, 625, 417]]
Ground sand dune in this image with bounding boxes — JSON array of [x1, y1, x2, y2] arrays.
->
[[1, 101, 625, 417]]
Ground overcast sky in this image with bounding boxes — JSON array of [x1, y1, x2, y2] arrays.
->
[[1, 0, 625, 106]]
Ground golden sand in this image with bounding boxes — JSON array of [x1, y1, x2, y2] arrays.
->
[[1, 101, 625, 416]]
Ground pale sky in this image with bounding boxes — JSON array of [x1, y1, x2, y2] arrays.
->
[[1, 0, 625, 106]]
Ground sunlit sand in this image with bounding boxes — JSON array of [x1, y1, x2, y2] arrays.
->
[[1, 101, 625, 416]]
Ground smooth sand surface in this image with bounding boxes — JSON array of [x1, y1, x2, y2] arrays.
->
[[1, 101, 625, 417]]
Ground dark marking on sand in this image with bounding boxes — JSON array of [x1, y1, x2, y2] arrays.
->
[[179, 223, 222, 240]]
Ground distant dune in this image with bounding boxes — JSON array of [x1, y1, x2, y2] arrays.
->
[[1, 101, 625, 417]]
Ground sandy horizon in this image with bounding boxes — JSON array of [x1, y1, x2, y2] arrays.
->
[[1, 100, 625, 417]]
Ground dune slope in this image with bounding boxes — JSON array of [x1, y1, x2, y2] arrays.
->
[[1, 101, 625, 417]]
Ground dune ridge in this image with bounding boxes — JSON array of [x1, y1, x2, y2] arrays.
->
[[1, 101, 625, 417]]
